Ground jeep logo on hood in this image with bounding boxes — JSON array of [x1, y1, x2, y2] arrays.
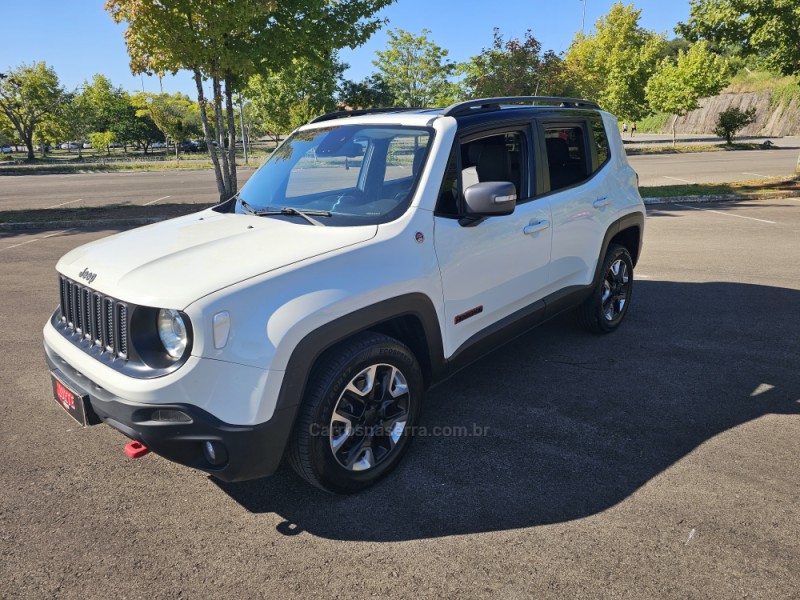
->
[[78, 268, 97, 284]]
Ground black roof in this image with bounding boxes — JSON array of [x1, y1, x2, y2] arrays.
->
[[310, 96, 601, 125]]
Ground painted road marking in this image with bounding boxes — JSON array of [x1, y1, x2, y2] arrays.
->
[[675, 203, 777, 224], [1, 231, 67, 252], [144, 195, 171, 206], [46, 198, 82, 209], [663, 176, 695, 184], [742, 172, 772, 179]]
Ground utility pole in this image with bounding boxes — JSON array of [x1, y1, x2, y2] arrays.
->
[[239, 95, 248, 164]]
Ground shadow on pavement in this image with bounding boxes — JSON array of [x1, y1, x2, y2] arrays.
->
[[215, 280, 799, 541]]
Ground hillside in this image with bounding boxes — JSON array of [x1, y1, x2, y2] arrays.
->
[[644, 73, 800, 137]]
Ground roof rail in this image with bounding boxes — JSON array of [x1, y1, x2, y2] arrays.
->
[[441, 96, 600, 117], [310, 107, 423, 124]]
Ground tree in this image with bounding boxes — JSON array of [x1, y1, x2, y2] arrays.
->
[[111, 94, 162, 151], [0, 62, 64, 159], [130, 93, 169, 152], [373, 29, 458, 107], [247, 52, 346, 141], [678, 0, 800, 76], [461, 29, 568, 98], [677, 0, 800, 172], [565, 2, 666, 120], [714, 106, 757, 144], [645, 41, 729, 146], [135, 93, 200, 158], [52, 91, 93, 158], [338, 74, 395, 109], [89, 131, 116, 157], [106, 0, 394, 202]]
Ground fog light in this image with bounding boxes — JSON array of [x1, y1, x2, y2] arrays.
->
[[203, 441, 228, 466]]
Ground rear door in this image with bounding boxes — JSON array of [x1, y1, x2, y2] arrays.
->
[[537, 117, 615, 290]]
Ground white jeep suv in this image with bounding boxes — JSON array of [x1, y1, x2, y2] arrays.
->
[[44, 97, 644, 493]]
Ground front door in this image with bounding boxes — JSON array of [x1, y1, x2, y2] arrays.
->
[[433, 128, 553, 358]]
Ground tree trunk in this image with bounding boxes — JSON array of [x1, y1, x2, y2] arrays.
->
[[193, 69, 226, 201], [24, 136, 34, 160], [224, 75, 238, 194], [212, 75, 232, 199], [672, 118, 677, 148]]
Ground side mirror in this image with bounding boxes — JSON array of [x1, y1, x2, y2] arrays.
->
[[463, 181, 517, 218]]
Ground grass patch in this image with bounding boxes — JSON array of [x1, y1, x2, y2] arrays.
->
[[634, 112, 671, 133], [625, 142, 767, 155], [640, 177, 800, 199]]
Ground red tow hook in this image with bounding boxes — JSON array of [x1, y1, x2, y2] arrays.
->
[[124, 441, 151, 459]]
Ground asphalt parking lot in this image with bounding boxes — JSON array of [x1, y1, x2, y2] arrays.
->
[[1, 198, 798, 598], [0, 145, 798, 212]]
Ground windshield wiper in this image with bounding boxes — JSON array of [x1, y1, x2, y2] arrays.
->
[[239, 198, 331, 226]]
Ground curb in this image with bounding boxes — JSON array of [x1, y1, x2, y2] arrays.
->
[[642, 190, 800, 205]]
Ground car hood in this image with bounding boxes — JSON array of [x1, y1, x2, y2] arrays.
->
[[56, 209, 378, 308]]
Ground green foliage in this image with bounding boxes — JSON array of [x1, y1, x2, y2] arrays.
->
[[247, 53, 346, 137], [565, 2, 666, 120], [81, 74, 126, 132], [460, 29, 568, 98], [106, 0, 395, 199], [0, 62, 65, 159], [338, 75, 395, 109], [133, 93, 200, 156], [678, 0, 800, 77], [373, 29, 458, 107], [635, 111, 672, 133], [646, 41, 729, 144], [714, 106, 757, 144], [89, 131, 116, 156]]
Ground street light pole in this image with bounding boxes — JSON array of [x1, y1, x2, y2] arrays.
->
[[239, 95, 248, 165], [581, 0, 587, 35]]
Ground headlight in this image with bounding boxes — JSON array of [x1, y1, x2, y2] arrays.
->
[[158, 309, 188, 359]]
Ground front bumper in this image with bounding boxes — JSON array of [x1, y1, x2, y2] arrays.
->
[[45, 343, 297, 482]]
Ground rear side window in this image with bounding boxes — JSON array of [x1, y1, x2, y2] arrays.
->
[[544, 126, 588, 192], [591, 118, 611, 171]]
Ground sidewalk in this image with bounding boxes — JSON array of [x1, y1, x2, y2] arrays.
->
[[622, 132, 800, 148]]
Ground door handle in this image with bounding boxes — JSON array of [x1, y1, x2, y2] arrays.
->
[[523, 220, 550, 235], [593, 197, 610, 209]]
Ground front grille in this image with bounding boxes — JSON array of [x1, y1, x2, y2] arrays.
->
[[58, 276, 128, 360]]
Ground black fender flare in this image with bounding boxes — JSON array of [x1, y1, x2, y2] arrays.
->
[[274, 292, 444, 414]]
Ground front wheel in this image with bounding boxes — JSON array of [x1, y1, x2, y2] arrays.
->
[[287, 332, 423, 493], [577, 244, 634, 334]]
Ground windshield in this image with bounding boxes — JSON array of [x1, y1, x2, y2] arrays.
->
[[237, 125, 433, 226]]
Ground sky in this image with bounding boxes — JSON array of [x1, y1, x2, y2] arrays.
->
[[3, 0, 691, 96]]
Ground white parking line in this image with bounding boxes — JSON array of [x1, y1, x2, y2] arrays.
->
[[742, 172, 772, 179], [144, 195, 171, 206], [674, 203, 777, 224], [46, 198, 82, 209], [663, 176, 694, 184], [1, 231, 66, 252]]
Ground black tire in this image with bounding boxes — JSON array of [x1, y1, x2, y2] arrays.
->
[[577, 243, 634, 334], [287, 332, 423, 493]]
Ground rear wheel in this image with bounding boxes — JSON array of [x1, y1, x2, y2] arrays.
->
[[577, 244, 634, 334], [287, 332, 423, 493]]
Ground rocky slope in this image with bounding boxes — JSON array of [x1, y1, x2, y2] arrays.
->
[[665, 91, 800, 137]]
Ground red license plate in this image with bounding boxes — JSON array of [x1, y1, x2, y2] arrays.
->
[[51, 373, 88, 426]]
